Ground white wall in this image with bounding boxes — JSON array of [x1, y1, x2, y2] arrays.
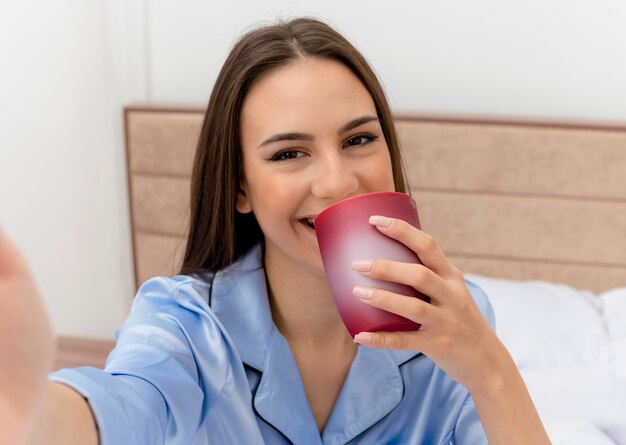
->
[[1, 0, 625, 340], [147, 0, 626, 120], [0, 1, 139, 339]]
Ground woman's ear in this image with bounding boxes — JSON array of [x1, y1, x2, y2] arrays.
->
[[236, 185, 253, 213]]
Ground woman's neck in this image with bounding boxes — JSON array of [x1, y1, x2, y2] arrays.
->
[[263, 246, 358, 433], [263, 248, 354, 351]]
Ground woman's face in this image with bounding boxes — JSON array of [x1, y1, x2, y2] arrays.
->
[[238, 57, 395, 278]]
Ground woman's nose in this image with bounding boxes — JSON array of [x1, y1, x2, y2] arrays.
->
[[310, 152, 359, 200]]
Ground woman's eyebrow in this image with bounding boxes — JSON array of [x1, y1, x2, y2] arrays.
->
[[338, 115, 379, 134], [258, 132, 313, 148]]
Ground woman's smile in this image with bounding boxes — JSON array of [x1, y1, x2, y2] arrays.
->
[[298, 217, 316, 230]]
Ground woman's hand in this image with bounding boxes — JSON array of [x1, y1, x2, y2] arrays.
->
[[0, 230, 54, 444], [350, 215, 551, 444], [350, 215, 511, 392]]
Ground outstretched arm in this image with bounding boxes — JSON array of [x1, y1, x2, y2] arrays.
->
[[0, 230, 97, 445], [351, 216, 550, 445]]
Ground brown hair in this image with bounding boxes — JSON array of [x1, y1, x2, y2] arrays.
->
[[180, 17, 408, 274]]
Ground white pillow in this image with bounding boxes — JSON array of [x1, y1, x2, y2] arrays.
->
[[541, 420, 617, 445], [464, 274, 610, 370], [600, 287, 626, 379]]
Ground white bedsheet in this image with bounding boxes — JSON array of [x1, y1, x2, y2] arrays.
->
[[522, 365, 626, 444]]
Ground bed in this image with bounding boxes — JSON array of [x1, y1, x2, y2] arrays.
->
[[68, 106, 626, 444]]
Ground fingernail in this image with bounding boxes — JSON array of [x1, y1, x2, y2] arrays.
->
[[369, 215, 392, 227], [351, 260, 372, 272], [353, 286, 374, 299], [354, 333, 374, 345]]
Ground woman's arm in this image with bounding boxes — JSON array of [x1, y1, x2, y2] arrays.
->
[[0, 231, 97, 445], [28, 383, 98, 445], [350, 216, 550, 445], [464, 349, 549, 445]]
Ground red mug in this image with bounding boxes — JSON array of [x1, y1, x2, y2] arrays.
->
[[315, 191, 429, 337]]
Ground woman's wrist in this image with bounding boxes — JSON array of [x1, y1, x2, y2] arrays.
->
[[464, 339, 519, 396], [463, 342, 551, 445]]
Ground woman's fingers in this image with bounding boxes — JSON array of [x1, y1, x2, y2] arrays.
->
[[352, 285, 440, 324], [353, 330, 424, 351], [369, 216, 462, 280], [351, 259, 449, 303]]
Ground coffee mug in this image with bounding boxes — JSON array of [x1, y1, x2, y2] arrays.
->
[[314, 191, 429, 337]]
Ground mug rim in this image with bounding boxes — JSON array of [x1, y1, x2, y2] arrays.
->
[[314, 191, 411, 224]]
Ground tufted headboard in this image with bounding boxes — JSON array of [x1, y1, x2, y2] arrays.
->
[[124, 106, 626, 293]]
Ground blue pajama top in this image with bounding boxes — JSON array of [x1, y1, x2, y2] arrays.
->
[[50, 244, 494, 444]]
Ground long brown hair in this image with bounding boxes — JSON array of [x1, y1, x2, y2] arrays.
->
[[180, 17, 409, 275]]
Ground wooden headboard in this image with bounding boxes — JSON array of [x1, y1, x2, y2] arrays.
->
[[124, 106, 626, 293]]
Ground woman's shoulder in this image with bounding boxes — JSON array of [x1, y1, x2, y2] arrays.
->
[[133, 245, 263, 308], [111, 272, 241, 384], [129, 274, 214, 315], [126, 245, 264, 336], [135, 273, 215, 303], [118, 273, 231, 345]]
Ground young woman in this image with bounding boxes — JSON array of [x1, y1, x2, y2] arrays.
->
[[0, 17, 550, 445]]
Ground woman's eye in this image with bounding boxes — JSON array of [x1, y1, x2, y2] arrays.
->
[[270, 150, 303, 161], [345, 134, 377, 147]]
